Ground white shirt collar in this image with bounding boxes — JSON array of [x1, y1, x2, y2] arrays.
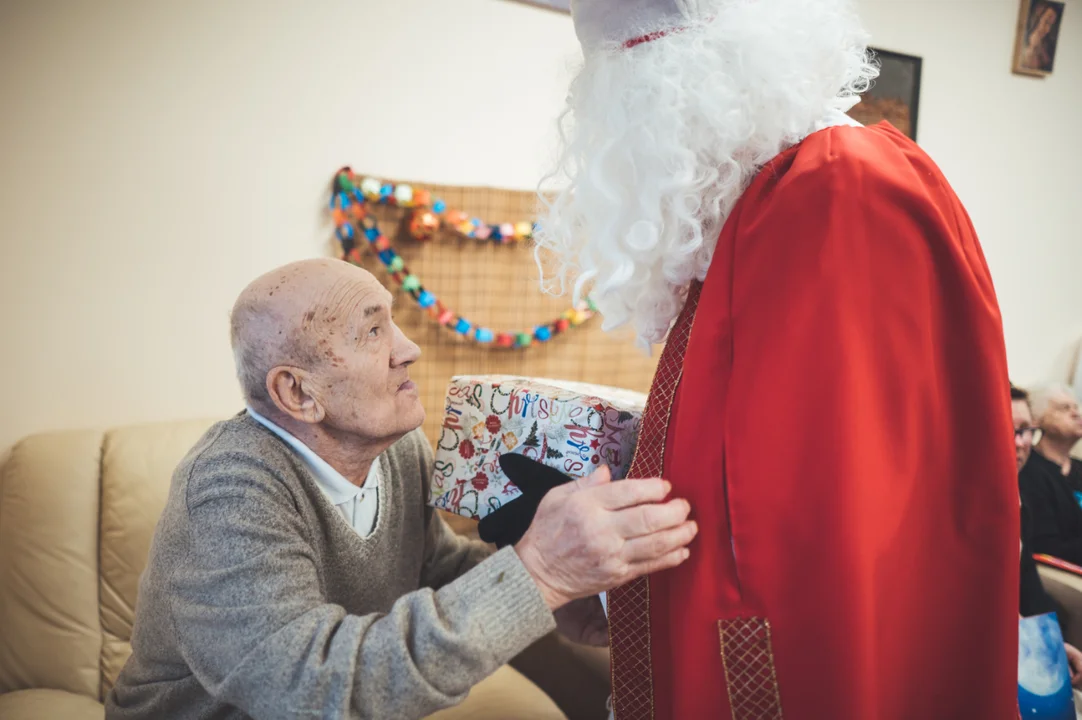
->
[[814, 107, 864, 132], [245, 406, 377, 505]]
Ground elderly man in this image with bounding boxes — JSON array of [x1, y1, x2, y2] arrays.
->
[[106, 258, 698, 720], [1021, 383, 1082, 565]]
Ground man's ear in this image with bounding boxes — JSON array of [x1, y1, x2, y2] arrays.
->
[[266, 366, 326, 425]]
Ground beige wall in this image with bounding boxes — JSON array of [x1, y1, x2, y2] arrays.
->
[[860, 0, 1082, 391], [0, 0, 1079, 454]]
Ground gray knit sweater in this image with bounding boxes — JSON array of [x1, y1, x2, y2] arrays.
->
[[106, 413, 555, 720]]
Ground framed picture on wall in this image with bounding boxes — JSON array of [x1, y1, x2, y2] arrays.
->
[[846, 47, 923, 142], [1013, 0, 1066, 76], [510, 0, 570, 11]]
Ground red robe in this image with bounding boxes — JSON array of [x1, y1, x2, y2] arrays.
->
[[608, 122, 1019, 719]]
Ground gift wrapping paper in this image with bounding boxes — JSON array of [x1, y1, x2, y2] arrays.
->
[[430, 375, 647, 520]]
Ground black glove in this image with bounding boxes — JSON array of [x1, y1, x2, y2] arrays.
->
[[477, 454, 574, 548]]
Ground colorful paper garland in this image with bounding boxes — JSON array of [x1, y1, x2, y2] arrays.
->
[[335, 169, 536, 245], [330, 167, 596, 349]]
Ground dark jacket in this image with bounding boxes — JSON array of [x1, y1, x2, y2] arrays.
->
[[1019, 449, 1082, 566], [1020, 497, 1057, 617]]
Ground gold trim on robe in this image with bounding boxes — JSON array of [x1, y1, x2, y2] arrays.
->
[[718, 618, 785, 720], [608, 282, 704, 720]]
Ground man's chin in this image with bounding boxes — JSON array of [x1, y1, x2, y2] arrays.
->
[[399, 398, 426, 431]]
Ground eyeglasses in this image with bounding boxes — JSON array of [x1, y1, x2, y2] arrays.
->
[[1015, 426, 1043, 443]]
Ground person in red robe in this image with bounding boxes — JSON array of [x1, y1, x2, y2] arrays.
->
[[534, 1, 1019, 718]]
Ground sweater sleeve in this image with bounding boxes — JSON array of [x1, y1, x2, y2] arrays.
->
[[412, 430, 494, 589], [170, 472, 555, 720], [422, 509, 495, 590]]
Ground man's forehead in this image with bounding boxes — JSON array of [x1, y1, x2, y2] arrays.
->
[[306, 274, 391, 322], [359, 289, 394, 317], [1012, 400, 1033, 420]]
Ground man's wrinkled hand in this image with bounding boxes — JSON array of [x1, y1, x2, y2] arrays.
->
[[514, 465, 697, 611], [1066, 643, 1082, 687]]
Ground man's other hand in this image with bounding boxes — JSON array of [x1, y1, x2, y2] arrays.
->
[[514, 465, 697, 611], [554, 596, 609, 647], [1066, 643, 1082, 687]]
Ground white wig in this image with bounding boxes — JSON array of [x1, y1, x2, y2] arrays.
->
[[535, 0, 878, 348]]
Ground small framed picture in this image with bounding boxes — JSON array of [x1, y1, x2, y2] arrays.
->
[[1013, 0, 1066, 76], [846, 48, 923, 141]]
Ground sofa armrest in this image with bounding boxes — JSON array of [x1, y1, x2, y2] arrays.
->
[[1037, 560, 1082, 649], [0, 689, 104, 720]]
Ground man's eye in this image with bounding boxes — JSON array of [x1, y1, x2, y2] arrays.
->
[[369, 326, 380, 338]]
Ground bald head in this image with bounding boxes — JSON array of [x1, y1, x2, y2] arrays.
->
[[229, 258, 391, 408], [1030, 383, 1077, 424], [1028, 382, 1082, 446]]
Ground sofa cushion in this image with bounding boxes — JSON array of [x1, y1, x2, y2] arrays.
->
[[98, 418, 219, 698], [0, 684, 105, 718], [0, 431, 105, 699], [0, 688, 105, 720]]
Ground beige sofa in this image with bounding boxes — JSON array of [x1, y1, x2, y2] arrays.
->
[[0, 419, 609, 719]]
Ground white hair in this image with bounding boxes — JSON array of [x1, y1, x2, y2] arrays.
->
[[230, 304, 273, 407], [535, 0, 878, 348], [1029, 382, 1078, 423]]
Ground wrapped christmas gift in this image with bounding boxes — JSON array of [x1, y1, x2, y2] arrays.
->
[[430, 375, 647, 520]]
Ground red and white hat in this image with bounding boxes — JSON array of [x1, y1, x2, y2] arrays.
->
[[570, 0, 720, 52]]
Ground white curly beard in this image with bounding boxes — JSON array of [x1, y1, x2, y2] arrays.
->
[[535, 0, 879, 349]]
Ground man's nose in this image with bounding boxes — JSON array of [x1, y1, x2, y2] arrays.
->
[[391, 325, 421, 367]]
